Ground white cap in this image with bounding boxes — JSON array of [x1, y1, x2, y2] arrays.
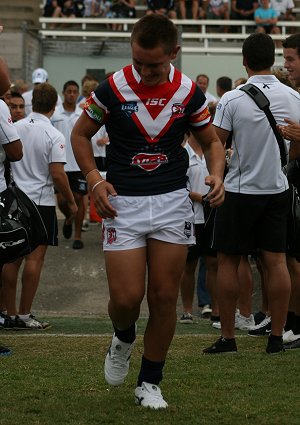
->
[[32, 68, 48, 84]]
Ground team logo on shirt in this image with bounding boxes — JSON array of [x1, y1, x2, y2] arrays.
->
[[121, 102, 138, 117], [217, 102, 222, 110], [131, 153, 168, 171], [171, 103, 185, 118], [184, 221, 192, 238]]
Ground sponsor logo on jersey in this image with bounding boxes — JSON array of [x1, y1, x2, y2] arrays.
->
[[106, 227, 117, 244], [84, 98, 104, 123], [171, 103, 185, 118], [121, 102, 138, 117], [131, 153, 168, 171], [145, 98, 167, 106], [184, 221, 192, 238], [199, 107, 210, 120]]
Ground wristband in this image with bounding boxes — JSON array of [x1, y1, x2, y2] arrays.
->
[[85, 168, 100, 180], [91, 179, 105, 192]]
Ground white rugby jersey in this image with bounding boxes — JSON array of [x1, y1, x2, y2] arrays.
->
[[185, 142, 209, 224], [51, 104, 82, 172], [0, 100, 20, 192], [11, 112, 66, 205], [213, 74, 300, 194]]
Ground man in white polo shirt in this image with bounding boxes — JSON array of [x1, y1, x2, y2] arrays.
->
[[203, 33, 300, 355], [0, 53, 23, 353], [51, 80, 86, 250], [2, 83, 77, 330]]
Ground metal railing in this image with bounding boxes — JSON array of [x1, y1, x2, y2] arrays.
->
[[39, 17, 300, 54]]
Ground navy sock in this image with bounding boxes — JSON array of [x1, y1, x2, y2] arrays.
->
[[269, 334, 283, 341], [293, 315, 300, 335], [113, 323, 136, 344], [137, 355, 165, 387], [285, 311, 295, 332]]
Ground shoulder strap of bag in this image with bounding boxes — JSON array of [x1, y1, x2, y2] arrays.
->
[[239, 83, 287, 168]]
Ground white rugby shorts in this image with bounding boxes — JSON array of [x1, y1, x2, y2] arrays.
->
[[102, 189, 195, 251]]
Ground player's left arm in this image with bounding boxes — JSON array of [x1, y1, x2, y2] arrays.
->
[[190, 124, 225, 207]]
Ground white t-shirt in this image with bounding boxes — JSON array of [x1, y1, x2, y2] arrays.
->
[[0, 100, 20, 192], [205, 91, 218, 104], [270, 0, 294, 15], [51, 104, 82, 172], [91, 125, 109, 158], [23, 89, 63, 117], [185, 142, 209, 224], [213, 74, 300, 194], [11, 112, 66, 205]]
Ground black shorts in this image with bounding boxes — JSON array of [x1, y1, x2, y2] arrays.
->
[[187, 222, 217, 262], [38, 205, 58, 246], [66, 172, 88, 195], [212, 190, 289, 255]]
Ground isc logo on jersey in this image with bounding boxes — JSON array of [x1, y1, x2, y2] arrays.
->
[[145, 98, 167, 106]]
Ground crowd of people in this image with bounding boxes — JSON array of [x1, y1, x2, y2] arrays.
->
[[1, 13, 300, 410], [43, 0, 297, 37]]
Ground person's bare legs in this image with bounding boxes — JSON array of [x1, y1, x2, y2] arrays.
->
[[73, 191, 85, 242], [2, 258, 23, 316], [255, 256, 269, 315], [217, 253, 241, 339], [261, 250, 291, 336], [18, 245, 48, 314], [180, 257, 198, 315], [237, 255, 253, 317], [105, 247, 147, 329], [205, 255, 219, 317], [145, 239, 187, 361]]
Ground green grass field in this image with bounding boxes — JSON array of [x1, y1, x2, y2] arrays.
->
[[1, 317, 299, 425]]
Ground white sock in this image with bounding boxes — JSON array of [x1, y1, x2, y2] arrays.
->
[[18, 314, 30, 321]]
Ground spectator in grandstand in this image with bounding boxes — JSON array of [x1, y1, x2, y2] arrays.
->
[[231, 0, 258, 20], [178, 0, 201, 19], [43, 0, 63, 17], [146, 0, 177, 18], [2, 83, 77, 331], [270, 0, 296, 21], [84, 0, 112, 16], [202, 0, 230, 33], [196, 73, 217, 103], [52, 80, 87, 250], [111, 0, 136, 30], [254, 0, 281, 46], [203, 32, 300, 355], [9, 92, 25, 123]]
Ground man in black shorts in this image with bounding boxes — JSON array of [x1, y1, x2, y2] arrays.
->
[[2, 83, 77, 330], [204, 33, 300, 355]]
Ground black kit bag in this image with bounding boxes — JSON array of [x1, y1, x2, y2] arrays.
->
[[0, 185, 48, 264]]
